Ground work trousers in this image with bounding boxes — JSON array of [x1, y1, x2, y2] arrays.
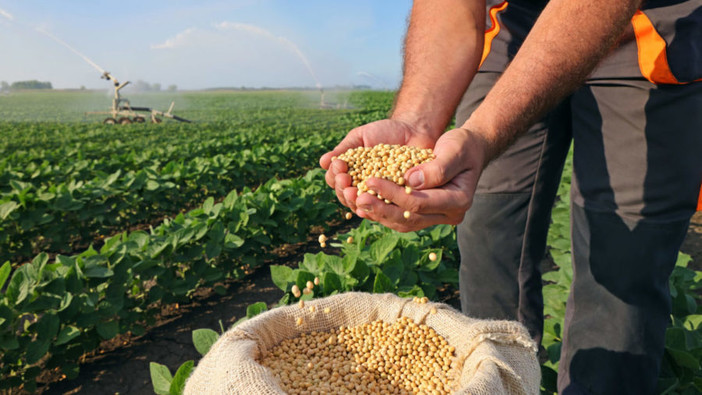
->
[[456, 72, 702, 394]]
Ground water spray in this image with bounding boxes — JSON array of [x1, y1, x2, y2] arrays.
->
[[215, 22, 325, 106], [0, 7, 14, 21], [35, 28, 107, 75], [357, 71, 389, 90]]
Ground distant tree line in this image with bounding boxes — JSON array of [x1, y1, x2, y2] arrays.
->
[[0, 80, 177, 92], [0, 80, 53, 91]]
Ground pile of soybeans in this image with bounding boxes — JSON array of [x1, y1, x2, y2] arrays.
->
[[333, 144, 435, 199], [260, 315, 458, 395]]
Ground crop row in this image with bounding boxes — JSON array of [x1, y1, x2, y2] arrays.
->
[[1, 121, 345, 187], [0, 168, 340, 393], [0, 133, 341, 265]]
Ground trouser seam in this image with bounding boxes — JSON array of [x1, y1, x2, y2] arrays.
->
[[517, 126, 551, 326]]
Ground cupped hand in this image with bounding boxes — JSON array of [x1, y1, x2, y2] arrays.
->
[[352, 127, 489, 232], [320, 119, 437, 212]]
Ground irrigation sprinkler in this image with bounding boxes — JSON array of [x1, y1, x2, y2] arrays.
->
[[86, 71, 191, 124]]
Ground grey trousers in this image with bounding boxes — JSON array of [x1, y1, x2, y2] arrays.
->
[[456, 72, 702, 394]]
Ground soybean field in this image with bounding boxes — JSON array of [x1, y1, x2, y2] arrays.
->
[[0, 90, 700, 395]]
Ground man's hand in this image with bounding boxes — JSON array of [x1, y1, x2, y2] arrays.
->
[[351, 127, 489, 232], [320, 118, 437, 212]]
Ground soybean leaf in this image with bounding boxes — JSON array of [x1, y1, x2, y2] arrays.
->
[[684, 315, 702, 330], [150, 362, 173, 395], [58, 292, 73, 312], [205, 240, 222, 260], [169, 360, 194, 395], [270, 265, 294, 291], [322, 272, 342, 294], [322, 254, 345, 276], [396, 285, 423, 298], [676, 252, 692, 268], [62, 362, 80, 380], [26, 339, 50, 364], [370, 234, 399, 263], [202, 197, 215, 214], [382, 260, 404, 284], [349, 259, 370, 285], [667, 348, 700, 370], [192, 329, 219, 356], [420, 250, 442, 272], [0, 201, 18, 220], [541, 365, 558, 394], [6, 270, 29, 305], [208, 221, 225, 242], [55, 325, 81, 346], [547, 342, 562, 364], [224, 232, 244, 249], [0, 334, 19, 350], [223, 190, 238, 209], [300, 253, 322, 274], [295, 270, 315, 290], [96, 320, 120, 340], [246, 302, 268, 318], [373, 271, 393, 293], [84, 265, 113, 278], [0, 261, 10, 291], [436, 268, 459, 284], [194, 224, 209, 241], [36, 312, 60, 339]]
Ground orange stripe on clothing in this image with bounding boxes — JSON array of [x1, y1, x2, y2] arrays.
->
[[480, 1, 509, 68], [631, 10, 679, 84], [631, 10, 702, 85], [697, 186, 702, 211]]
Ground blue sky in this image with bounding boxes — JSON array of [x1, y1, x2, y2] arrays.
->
[[0, 1, 412, 90]]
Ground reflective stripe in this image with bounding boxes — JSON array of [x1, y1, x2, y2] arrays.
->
[[480, 1, 509, 68], [631, 10, 702, 85]]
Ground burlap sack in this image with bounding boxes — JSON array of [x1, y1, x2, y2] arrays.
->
[[184, 292, 540, 394]]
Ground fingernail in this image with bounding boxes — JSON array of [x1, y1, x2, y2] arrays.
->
[[408, 171, 424, 188], [358, 204, 372, 213]]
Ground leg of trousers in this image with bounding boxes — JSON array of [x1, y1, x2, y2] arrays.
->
[[558, 80, 702, 394], [456, 72, 573, 345], [456, 74, 702, 394]]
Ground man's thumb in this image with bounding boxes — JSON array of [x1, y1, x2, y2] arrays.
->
[[405, 154, 461, 189]]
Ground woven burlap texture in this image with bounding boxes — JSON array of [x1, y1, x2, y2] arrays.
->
[[184, 292, 540, 395]]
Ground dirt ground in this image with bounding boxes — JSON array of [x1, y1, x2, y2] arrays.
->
[[35, 213, 702, 395]]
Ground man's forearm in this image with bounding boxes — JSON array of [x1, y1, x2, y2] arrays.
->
[[392, 0, 485, 139], [464, 0, 642, 161]]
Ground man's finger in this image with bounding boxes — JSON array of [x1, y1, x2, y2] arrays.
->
[[342, 186, 359, 212], [366, 172, 476, 215], [334, 171, 352, 208], [404, 128, 472, 190], [319, 129, 363, 169], [354, 192, 448, 232], [324, 159, 349, 189]]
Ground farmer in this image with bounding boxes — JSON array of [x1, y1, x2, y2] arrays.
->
[[321, 0, 702, 393]]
